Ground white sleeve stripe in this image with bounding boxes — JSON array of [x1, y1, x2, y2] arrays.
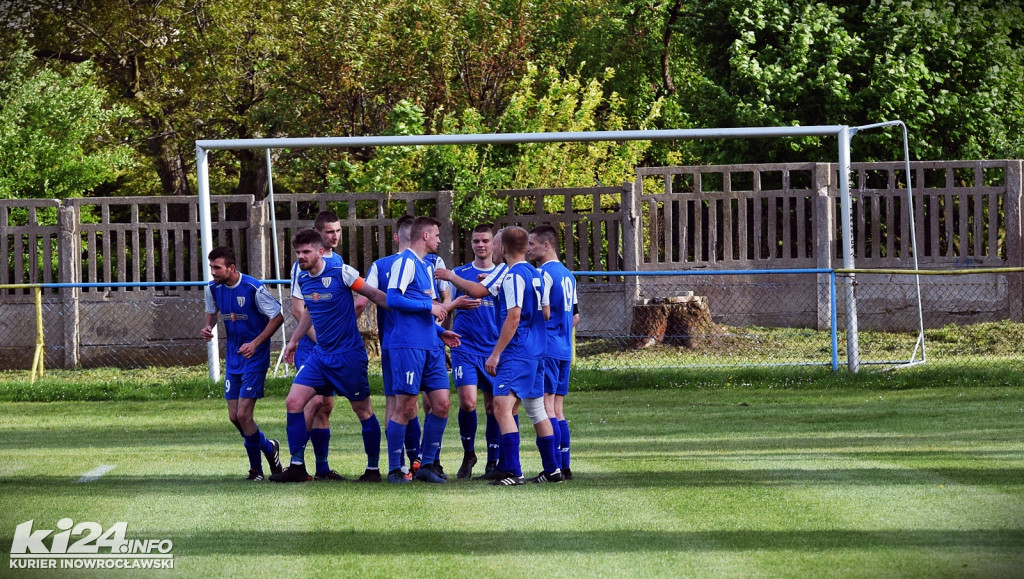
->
[[503, 273, 526, 308], [365, 263, 379, 290], [289, 262, 302, 299], [204, 286, 218, 314], [542, 271, 553, 307], [388, 256, 415, 294], [341, 264, 361, 287], [255, 286, 283, 317]]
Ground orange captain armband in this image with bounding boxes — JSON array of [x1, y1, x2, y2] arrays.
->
[[350, 276, 365, 292]]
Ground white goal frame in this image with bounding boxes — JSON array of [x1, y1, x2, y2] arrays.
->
[[195, 123, 921, 380]]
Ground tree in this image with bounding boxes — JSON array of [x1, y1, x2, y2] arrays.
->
[[0, 39, 132, 200], [328, 64, 663, 224], [666, 0, 1024, 162]]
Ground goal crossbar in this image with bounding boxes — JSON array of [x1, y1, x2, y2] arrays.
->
[[195, 123, 916, 380]]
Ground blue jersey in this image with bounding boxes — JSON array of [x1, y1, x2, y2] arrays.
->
[[539, 260, 577, 361], [492, 261, 546, 358], [423, 253, 450, 301], [366, 253, 401, 349], [386, 249, 441, 350], [294, 255, 367, 356], [451, 262, 502, 356], [205, 273, 282, 374]]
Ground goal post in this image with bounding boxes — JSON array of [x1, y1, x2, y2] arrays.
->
[[194, 124, 916, 380]]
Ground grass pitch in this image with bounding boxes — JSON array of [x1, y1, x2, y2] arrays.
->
[[2, 383, 1023, 577]]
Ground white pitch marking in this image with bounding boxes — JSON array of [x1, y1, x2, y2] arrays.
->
[[76, 464, 116, 483]]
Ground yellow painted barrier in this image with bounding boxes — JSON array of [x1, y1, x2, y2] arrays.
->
[[0, 284, 46, 383]]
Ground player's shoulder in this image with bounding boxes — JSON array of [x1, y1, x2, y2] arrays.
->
[[541, 259, 570, 274], [323, 253, 345, 267], [512, 261, 540, 275], [238, 272, 261, 286]]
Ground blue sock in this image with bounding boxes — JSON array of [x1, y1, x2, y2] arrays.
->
[[257, 428, 273, 455], [499, 432, 521, 477], [385, 420, 407, 472], [548, 418, 562, 469], [361, 415, 381, 469], [420, 413, 447, 467], [310, 428, 330, 474], [458, 409, 477, 453], [242, 432, 261, 472], [537, 435, 558, 473], [405, 416, 421, 463], [485, 413, 500, 463], [285, 412, 307, 465], [559, 419, 570, 470]]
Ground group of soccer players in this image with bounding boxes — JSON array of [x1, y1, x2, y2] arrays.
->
[[202, 211, 578, 486]]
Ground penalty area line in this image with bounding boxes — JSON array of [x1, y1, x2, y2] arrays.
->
[[76, 464, 116, 483]]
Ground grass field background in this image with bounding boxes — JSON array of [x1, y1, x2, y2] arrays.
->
[[2, 370, 1023, 577]]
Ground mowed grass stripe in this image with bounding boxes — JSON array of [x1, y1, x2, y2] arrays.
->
[[1, 387, 1022, 577]]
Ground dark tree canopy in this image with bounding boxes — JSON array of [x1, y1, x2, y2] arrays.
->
[[5, 0, 1022, 204]]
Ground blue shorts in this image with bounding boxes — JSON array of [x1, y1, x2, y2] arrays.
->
[[294, 349, 370, 401], [543, 357, 572, 396], [389, 348, 449, 396], [450, 349, 493, 393], [294, 336, 315, 371], [224, 371, 267, 400], [493, 356, 543, 400], [380, 349, 395, 397]]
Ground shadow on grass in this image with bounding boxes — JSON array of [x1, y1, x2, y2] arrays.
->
[[1, 466, 1022, 495], [4, 529, 1022, 556]]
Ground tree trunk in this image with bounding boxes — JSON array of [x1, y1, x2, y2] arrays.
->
[[233, 148, 268, 200], [147, 123, 191, 197]]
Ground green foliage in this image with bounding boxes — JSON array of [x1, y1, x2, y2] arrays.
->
[[324, 65, 661, 224], [7, 0, 1023, 200], [670, 0, 1024, 162], [0, 40, 133, 199]]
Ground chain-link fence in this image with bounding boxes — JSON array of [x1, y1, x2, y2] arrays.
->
[[1, 269, 1021, 373]]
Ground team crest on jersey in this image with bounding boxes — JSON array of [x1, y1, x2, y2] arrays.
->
[[236, 296, 245, 307], [322, 278, 332, 288]]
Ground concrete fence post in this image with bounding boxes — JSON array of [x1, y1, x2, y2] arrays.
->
[[437, 190, 455, 269], [814, 163, 834, 330], [58, 202, 80, 369], [1006, 160, 1023, 322], [247, 199, 267, 280], [622, 179, 641, 334]]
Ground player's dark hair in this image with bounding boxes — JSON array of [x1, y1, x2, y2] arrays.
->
[[472, 223, 494, 235], [293, 228, 325, 249], [411, 216, 441, 241], [208, 246, 236, 267], [502, 226, 528, 255], [530, 224, 559, 248], [314, 211, 341, 231]]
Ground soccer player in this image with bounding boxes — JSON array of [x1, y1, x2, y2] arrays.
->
[[271, 229, 387, 483], [365, 214, 423, 477], [435, 229, 509, 479], [384, 216, 459, 484], [484, 226, 562, 485], [446, 224, 502, 479], [201, 246, 284, 481], [417, 241, 457, 477], [288, 211, 365, 481], [528, 225, 579, 480]]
